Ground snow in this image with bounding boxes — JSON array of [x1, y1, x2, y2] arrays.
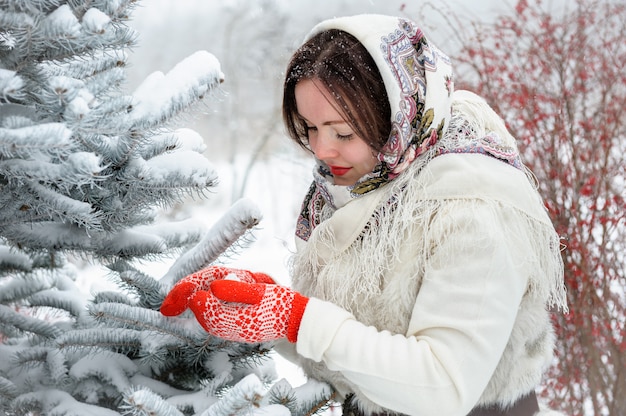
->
[[43, 4, 81, 37], [0, 68, 23, 98], [172, 128, 207, 152], [130, 51, 223, 123], [69, 351, 137, 392], [143, 150, 217, 185], [66, 152, 102, 178], [1, 123, 73, 158], [0, 245, 32, 270], [82, 8, 111, 34]]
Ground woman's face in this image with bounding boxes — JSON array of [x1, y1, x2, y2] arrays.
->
[[295, 79, 378, 186]]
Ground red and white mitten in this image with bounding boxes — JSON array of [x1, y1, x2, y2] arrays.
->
[[188, 280, 309, 343], [160, 266, 275, 316]]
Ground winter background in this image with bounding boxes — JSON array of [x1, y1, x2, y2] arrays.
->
[[76, 0, 520, 393], [3, 0, 620, 414], [0, 0, 567, 413]]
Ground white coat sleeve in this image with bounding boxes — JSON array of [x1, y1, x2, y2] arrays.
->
[[295, 201, 530, 416]]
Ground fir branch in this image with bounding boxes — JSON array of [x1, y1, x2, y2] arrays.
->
[[228, 343, 274, 372], [13, 346, 52, 370], [121, 387, 184, 416], [78, 97, 134, 136], [0, 305, 61, 338], [40, 49, 128, 79], [302, 392, 338, 416], [0, 121, 73, 159], [81, 65, 126, 98], [132, 219, 206, 255], [0, 273, 58, 304], [69, 0, 139, 21], [88, 302, 205, 348], [135, 132, 180, 161], [1, 223, 181, 259], [0, 152, 104, 191], [92, 290, 135, 305], [161, 198, 262, 286], [0, 69, 26, 102], [124, 151, 218, 193], [28, 289, 87, 319], [297, 383, 336, 416], [0, 245, 33, 271], [266, 379, 298, 414], [205, 373, 265, 416], [2, 223, 107, 253], [46, 348, 70, 385], [22, 182, 100, 227], [37, 6, 136, 64], [113, 152, 218, 214], [56, 327, 143, 355], [12, 388, 122, 416], [106, 260, 168, 310], [129, 50, 223, 131], [68, 350, 137, 392], [0, 375, 19, 402]]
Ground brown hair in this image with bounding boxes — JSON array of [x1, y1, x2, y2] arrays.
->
[[282, 29, 391, 152]]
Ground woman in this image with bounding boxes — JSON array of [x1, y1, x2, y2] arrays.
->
[[161, 14, 567, 416]]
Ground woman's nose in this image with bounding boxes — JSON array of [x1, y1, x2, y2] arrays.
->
[[311, 131, 339, 159]]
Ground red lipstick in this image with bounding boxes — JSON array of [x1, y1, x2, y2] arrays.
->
[[329, 166, 351, 176]]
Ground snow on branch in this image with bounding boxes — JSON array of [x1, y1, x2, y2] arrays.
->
[[0, 121, 73, 159], [160, 198, 263, 286], [0, 245, 32, 271], [130, 50, 223, 130], [12, 389, 120, 416], [40, 5, 81, 38], [0, 272, 61, 305], [57, 328, 148, 355], [87, 302, 203, 347], [69, 350, 137, 392], [137, 131, 184, 161], [204, 373, 267, 416], [40, 49, 128, 79], [123, 150, 218, 193], [16, 182, 100, 228], [28, 289, 88, 320], [33, 4, 136, 63], [0, 152, 104, 191], [0, 304, 61, 338], [0, 375, 18, 403], [0, 69, 25, 102], [106, 260, 170, 310], [121, 387, 185, 416]]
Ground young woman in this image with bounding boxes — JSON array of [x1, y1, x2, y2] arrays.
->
[[162, 14, 568, 416]]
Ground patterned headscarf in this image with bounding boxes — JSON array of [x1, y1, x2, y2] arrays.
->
[[296, 15, 454, 241]]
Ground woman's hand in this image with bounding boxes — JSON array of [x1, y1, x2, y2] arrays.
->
[[188, 280, 309, 343], [160, 266, 275, 316]]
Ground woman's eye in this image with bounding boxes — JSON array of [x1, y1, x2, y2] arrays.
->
[[336, 133, 354, 141], [305, 125, 317, 132]]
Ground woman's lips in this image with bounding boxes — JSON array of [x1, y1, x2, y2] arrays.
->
[[329, 166, 351, 176]]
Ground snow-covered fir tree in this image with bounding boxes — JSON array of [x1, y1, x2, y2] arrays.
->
[[0, 1, 333, 414]]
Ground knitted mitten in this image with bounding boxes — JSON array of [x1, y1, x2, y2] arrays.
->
[[189, 280, 309, 343], [160, 266, 275, 316]]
